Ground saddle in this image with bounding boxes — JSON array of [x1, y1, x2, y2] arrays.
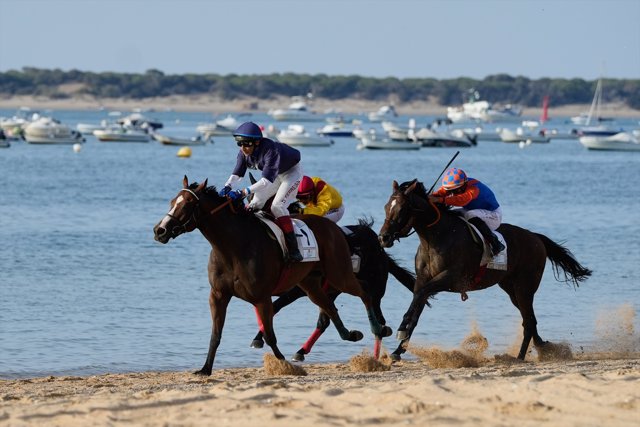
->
[[255, 212, 320, 262], [465, 220, 508, 271]]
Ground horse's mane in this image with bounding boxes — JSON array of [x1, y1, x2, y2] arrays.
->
[[398, 179, 461, 217], [189, 182, 254, 216]]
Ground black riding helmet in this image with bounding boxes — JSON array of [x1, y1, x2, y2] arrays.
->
[[233, 121, 263, 144]]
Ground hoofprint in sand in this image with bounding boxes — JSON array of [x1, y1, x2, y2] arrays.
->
[[2, 346, 638, 427]]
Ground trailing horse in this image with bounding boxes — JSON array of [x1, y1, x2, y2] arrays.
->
[[378, 179, 592, 361], [249, 218, 416, 361], [153, 176, 392, 375]]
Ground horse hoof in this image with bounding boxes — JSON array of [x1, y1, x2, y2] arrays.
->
[[291, 351, 305, 362], [380, 326, 393, 338], [250, 339, 264, 349], [349, 330, 364, 342], [193, 368, 211, 376], [390, 353, 402, 362], [396, 330, 408, 340]]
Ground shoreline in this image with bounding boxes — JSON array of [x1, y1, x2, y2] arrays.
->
[[1, 355, 638, 426], [1, 95, 639, 119]]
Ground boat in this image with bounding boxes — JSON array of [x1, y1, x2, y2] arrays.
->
[[316, 123, 355, 138], [23, 117, 85, 144], [152, 132, 212, 146], [579, 132, 640, 151], [196, 114, 247, 136], [412, 128, 476, 147], [382, 120, 414, 141], [269, 97, 319, 121], [368, 105, 398, 122], [276, 124, 333, 147], [573, 78, 621, 136], [499, 127, 550, 143], [116, 113, 163, 130], [446, 89, 522, 123], [94, 126, 150, 142], [356, 132, 420, 150], [76, 120, 108, 135]]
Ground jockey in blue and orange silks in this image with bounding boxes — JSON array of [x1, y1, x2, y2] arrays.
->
[[219, 121, 304, 262], [428, 167, 506, 256]]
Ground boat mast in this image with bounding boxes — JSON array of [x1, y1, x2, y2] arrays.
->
[[585, 78, 602, 126]]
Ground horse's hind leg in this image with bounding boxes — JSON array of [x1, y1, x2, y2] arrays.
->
[[251, 286, 307, 349], [292, 310, 332, 362], [299, 277, 363, 343], [254, 300, 285, 360], [500, 279, 546, 360]]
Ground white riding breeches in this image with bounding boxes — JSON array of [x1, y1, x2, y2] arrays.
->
[[248, 163, 303, 218], [324, 204, 345, 223], [462, 207, 502, 230]]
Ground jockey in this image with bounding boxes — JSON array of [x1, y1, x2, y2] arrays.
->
[[428, 167, 506, 256], [219, 121, 303, 262], [294, 176, 345, 223]]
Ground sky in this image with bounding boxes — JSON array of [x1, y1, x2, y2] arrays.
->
[[0, 0, 638, 81]]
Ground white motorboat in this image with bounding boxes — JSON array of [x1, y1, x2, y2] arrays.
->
[[152, 132, 212, 146], [94, 126, 150, 142], [116, 113, 163, 130], [368, 105, 398, 122], [76, 120, 108, 135], [356, 133, 420, 150], [579, 132, 640, 151], [412, 128, 476, 147], [269, 98, 319, 121], [499, 128, 550, 143], [316, 123, 355, 138], [196, 114, 245, 136], [23, 117, 85, 145], [446, 90, 521, 123], [276, 124, 333, 147]]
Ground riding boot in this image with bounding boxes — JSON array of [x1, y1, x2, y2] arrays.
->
[[469, 217, 505, 256], [276, 216, 303, 262]]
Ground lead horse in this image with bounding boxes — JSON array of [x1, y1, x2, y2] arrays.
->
[[153, 177, 391, 375], [378, 179, 592, 361]]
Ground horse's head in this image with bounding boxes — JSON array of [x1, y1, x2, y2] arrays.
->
[[154, 175, 208, 244], [378, 179, 436, 248]]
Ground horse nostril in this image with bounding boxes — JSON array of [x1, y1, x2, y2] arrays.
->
[[156, 226, 166, 237]]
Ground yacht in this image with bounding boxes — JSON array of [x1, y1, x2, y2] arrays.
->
[[579, 132, 640, 151], [269, 98, 319, 121], [94, 125, 150, 142], [276, 124, 333, 147], [23, 117, 85, 145], [368, 105, 398, 122]]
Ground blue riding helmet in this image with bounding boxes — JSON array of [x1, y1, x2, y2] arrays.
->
[[233, 122, 263, 140]]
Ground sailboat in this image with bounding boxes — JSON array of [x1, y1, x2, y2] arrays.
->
[[574, 79, 621, 136]]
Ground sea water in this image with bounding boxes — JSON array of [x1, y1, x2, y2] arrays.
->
[[1, 109, 639, 378]]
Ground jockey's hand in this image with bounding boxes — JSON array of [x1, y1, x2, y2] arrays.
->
[[428, 194, 444, 204], [218, 185, 232, 197], [228, 190, 244, 201], [288, 202, 303, 214]]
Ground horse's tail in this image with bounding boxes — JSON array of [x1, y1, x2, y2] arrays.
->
[[535, 233, 593, 287], [385, 253, 416, 292]]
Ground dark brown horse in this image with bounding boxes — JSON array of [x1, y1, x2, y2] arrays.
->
[[249, 218, 416, 361], [378, 179, 592, 361], [153, 176, 391, 375]]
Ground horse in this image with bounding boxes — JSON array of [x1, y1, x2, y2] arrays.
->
[[153, 176, 392, 376], [378, 179, 592, 361], [249, 218, 416, 361]]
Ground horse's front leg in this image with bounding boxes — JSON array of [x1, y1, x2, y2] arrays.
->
[[254, 300, 285, 360], [196, 288, 231, 376], [250, 286, 307, 349], [392, 272, 451, 361]]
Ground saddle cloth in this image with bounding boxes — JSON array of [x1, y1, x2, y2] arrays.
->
[[466, 221, 508, 271], [255, 212, 320, 262]]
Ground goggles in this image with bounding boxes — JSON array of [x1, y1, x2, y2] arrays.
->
[[235, 136, 259, 147]]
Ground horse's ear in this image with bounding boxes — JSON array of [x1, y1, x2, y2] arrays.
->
[[405, 179, 418, 195], [196, 179, 208, 192], [183, 175, 189, 188], [392, 180, 399, 191]]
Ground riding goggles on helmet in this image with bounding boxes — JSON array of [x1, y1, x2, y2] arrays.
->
[[234, 135, 259, 147]]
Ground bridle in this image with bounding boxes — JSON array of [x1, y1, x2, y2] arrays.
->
[[166, 188, 200, 235], [386, 191, 441, 242]]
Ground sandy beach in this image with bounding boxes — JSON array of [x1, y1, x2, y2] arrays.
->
[[2, 350, 638, 427], [1, 94, 639, 119]]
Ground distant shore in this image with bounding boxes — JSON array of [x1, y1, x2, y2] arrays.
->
[[1, 95, 639, 119]]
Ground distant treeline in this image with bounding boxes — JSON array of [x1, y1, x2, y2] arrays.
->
[[1, 67, 639, 109]]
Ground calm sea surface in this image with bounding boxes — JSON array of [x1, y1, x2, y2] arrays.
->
[[1, 108, 639, 379]]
